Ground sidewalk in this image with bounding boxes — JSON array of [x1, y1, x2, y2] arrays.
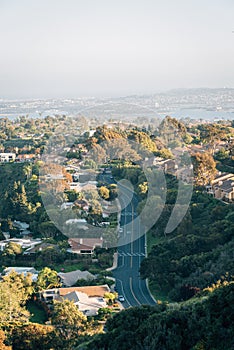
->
[[106, 252, 118, 271]]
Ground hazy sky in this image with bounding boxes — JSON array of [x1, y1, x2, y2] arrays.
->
[[0, 0, 234, 98]]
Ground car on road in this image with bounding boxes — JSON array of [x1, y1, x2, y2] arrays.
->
[[118, 295, 125, 302]]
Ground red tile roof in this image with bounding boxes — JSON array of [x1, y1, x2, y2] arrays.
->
[[59, 285, 110, 297]]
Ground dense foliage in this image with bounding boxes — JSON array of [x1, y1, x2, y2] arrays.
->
[[140, 189, 234, 301], [77, 282, 234, 350]]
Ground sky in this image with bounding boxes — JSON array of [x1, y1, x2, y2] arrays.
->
[[0, 0, 234, 98]]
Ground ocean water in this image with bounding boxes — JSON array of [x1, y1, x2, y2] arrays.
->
[[0, 101, 234, 121], [159, 108, 234, 121]]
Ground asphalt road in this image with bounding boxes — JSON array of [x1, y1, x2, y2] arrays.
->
[[99, 172, 156, 307]]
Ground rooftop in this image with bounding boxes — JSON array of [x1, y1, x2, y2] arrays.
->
[[59, 285, 110, 298]]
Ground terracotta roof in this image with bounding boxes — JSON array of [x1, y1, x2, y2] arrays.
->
[[17, 154, 35, 159], [59, 285, 110, 297], [70, 243, 95, 251]]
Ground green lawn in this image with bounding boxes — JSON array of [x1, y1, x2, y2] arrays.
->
[[53, 261, 106, 274], [148, 280, 170, 303], [27, 300, 48, 324], [53, 262, 87, 273]]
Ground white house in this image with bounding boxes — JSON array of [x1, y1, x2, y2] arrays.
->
[[40, 285, 110, 316], [0, 238, 42, 252], [0, 153, 16, 162]]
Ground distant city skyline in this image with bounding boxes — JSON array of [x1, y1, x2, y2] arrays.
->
[[0, 0, 234, 98]]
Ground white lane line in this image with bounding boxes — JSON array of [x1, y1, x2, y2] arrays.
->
[[118, 254, 125, 268], [115, 278, 131, 308], [129, 276, 141, 306], [136, 220, 151, 305]]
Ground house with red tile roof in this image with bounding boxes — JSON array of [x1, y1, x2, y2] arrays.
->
[[68, 237, 103, 254], [40, 285, 110, 316]]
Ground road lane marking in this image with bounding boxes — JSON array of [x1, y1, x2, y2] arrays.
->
[[116, 183, 156, 306], [115, 278, 131, 308], [118, 252, 146, 257], [129, 277, 141, 306], [117, 254, 125, 268]]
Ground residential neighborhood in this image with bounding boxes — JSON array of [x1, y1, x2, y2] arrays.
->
[[0, 114, 234, 349]]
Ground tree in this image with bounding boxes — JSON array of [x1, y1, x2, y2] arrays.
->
[[3, 242, 22, 257], [36, 267, 61, 291], [0, 330, 11, 350], [177, 211, 193, 236], [199, 124, 226, 154], [36, 246, 66, 267], [104, 292, 117, 305], [0, 223, 5, 241], [192, 152, 217, 186], [0, 271, 32, 324], [10, 324, 55, 350], [79, 282, 234, 350], [51, 299, 87, 348], [98, 186, 110, 200], [89, 143, 107, 164]]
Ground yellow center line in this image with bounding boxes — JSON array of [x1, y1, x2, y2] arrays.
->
[[129, 276, 141, 305]]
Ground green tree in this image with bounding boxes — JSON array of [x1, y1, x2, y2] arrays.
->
[[3, 242, 22, 257], [0, 271, 33, 325], [36, 246, 66, 267], [10, 324, 55, 350], [104, 292, 117, 305], [192, 152, 217, 186], [98, 186, 110, 200], [0, 223, 5, 241], [36, 267, 61, 291], [51, 299, 87, 349]]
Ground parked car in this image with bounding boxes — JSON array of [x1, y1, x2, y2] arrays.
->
[[118, 295, 125, 302]]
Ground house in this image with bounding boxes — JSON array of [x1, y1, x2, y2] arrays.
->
[[187, 144, 205, 153], [13, 220, 31, 236], [0, 153, 16, 162], [65, 218, 89, 231], [146, 157, 178, 174], [68, 237, 103, 254], [58, 270, 95, 287], [206, 172, 234, 202], [211, 172, 234, 185], [23, 242, 57, 255], [74, 199, 89, 211], [0, 238, 42, 252], [45, 174, 65, 181], [40, 285, 110, 316], [213, 178, 234, 202], [2, 267, 38, 281], [69, 181, 98, 193], [60, 202, 74, 210], [15, 154, 36, 162]]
